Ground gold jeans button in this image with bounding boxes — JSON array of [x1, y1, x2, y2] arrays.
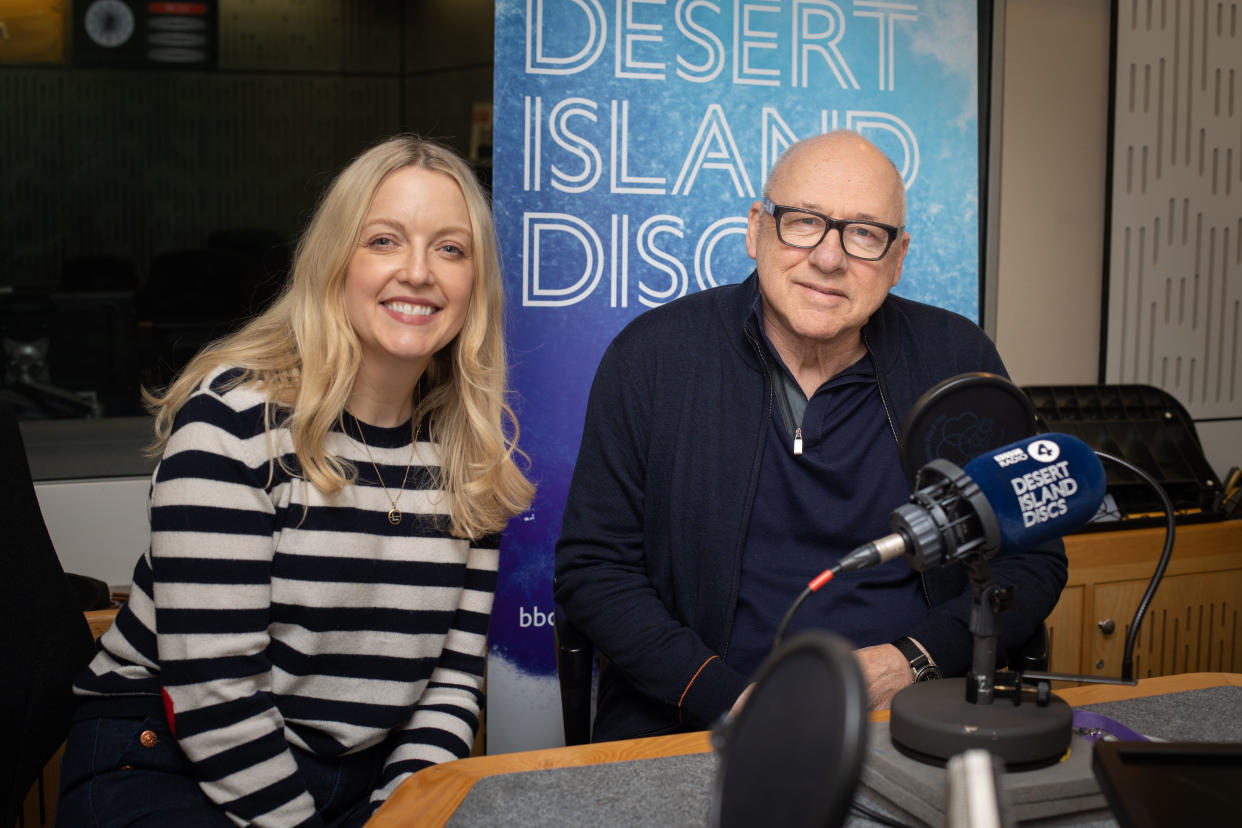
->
[[139, 730, 159, 748]]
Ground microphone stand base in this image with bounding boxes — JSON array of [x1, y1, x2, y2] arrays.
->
[[889, 678, 1072, 771]]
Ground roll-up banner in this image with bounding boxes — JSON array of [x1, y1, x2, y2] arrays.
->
[[490, 0, 982, 752]]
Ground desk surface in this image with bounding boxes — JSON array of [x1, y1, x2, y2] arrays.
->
[[367, 671, 1242, 827]]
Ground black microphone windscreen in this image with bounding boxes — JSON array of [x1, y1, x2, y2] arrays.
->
[[899, 372, 1039, 486], [711, 632, 867, 828]]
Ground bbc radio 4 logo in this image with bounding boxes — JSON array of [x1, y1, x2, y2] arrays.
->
[[519, 605, 554, 628]]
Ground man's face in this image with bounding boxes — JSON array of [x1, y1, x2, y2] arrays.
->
[[745, 136, 910, 359]]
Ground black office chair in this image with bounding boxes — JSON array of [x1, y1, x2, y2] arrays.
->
[[59, 255, 137, 292], [206, 227, 292, 315], [710, 631, 868, 828], [1013, 621, 1049, 672], [553, 606, 596, 746], [0, 404, 101, 826], [553, 607, 1050, 747], [138, 247, 256, 389]]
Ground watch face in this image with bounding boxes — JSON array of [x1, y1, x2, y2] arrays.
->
[[84, 0, 136, 48]]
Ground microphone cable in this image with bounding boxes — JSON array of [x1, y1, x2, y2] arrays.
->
[[773, 531, 914, 648], [772, 565, 838, 649]]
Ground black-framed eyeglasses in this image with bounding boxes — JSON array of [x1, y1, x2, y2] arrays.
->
[[761, 198, 903, 261]]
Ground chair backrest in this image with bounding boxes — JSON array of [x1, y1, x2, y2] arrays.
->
[[554, 605, 595, 746], [1010, 622, 1049, 672], [710, 631, 868, 828], [0, 404, 98, 827]]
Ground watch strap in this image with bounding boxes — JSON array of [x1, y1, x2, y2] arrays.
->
[[891, 636, 941, 681]]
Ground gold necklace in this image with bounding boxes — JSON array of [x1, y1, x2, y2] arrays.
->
[[354, 415, 416, 526]]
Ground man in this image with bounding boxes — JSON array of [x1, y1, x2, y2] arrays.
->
[[554, 131, 1067, 742]]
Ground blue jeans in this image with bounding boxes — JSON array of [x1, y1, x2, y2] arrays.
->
[[56, 712, 383, 827]]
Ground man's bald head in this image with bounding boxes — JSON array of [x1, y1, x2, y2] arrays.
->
[[763, 131, 907, 226]]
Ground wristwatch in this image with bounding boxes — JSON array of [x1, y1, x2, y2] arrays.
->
[[892, 636, 942, 682]]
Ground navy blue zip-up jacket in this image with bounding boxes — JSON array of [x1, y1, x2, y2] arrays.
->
[[554, 273, 1068, 742]]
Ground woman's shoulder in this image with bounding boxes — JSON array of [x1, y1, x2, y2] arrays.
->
[[175, 366, 280, 439]]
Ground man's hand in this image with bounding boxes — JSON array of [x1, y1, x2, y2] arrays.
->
[[853, 643, 912, 711]]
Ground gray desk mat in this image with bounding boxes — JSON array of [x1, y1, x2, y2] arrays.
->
[[446, 686, 1241, 827]]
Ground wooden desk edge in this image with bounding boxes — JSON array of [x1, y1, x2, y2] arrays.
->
[[369, 730, 714, 826], [368, 672, 1241, 827], [1051, 670, 1241, 704]]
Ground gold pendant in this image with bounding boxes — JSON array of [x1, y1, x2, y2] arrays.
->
[[388, 508, 402, 526]]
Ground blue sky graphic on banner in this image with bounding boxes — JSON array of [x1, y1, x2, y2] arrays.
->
[[489, 0, 979, 752]]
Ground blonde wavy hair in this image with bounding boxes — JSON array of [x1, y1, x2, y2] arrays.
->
[[145, 134, 534, 539]]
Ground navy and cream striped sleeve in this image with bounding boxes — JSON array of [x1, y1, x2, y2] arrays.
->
[[151, 387, 322, 826]]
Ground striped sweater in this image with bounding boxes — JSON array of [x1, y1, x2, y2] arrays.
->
[[74, 368, 499, 826]]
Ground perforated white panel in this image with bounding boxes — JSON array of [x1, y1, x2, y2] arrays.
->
[[1107, 0, 1242, 419]]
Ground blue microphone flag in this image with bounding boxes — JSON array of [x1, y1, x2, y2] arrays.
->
[[962, 433, 1107, 552]]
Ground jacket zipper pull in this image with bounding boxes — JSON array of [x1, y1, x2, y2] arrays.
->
[[793, 427, 803, 456]]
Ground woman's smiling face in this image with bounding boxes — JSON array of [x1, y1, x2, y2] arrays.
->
[[344, 165, 476, 382]]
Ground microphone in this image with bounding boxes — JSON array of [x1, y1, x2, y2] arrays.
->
[[837, 433, 1107, 574], [771, 432, 1106, 651]]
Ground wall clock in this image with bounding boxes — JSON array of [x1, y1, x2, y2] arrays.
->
[[83, 0, 136, 49]]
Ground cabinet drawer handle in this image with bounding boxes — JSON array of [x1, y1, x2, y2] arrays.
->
[[1097, 619, 1116, 635]]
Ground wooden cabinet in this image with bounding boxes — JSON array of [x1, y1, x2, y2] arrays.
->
[[1044, 520, 1242, 681]]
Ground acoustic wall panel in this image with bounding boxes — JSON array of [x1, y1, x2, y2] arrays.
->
[[217, 0, 399, 74], [1107, 0, 1242, 420], [0, 67, 398, 289], [1, 3, 493, 293]]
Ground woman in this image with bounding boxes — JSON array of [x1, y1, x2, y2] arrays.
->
[[57, 135, 535, 827]]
